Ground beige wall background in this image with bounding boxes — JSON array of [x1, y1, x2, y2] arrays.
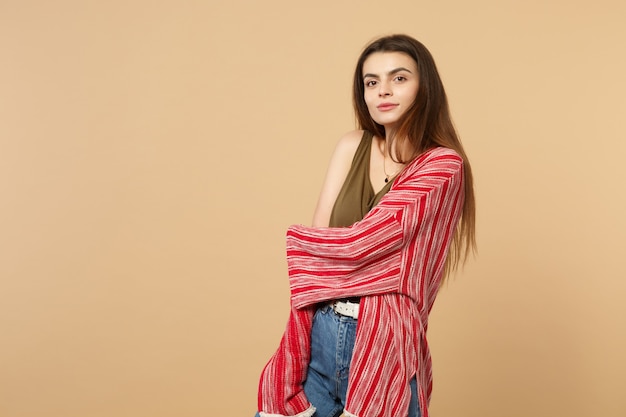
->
[[1, 0, 625, 416]]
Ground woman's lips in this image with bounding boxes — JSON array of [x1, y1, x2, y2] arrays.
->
[[377, 103, 398, 111]]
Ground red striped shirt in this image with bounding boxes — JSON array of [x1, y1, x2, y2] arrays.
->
[[259, 147, 465, 417]]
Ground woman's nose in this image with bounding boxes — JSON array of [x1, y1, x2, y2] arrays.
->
[[378, 82, 392, 97]]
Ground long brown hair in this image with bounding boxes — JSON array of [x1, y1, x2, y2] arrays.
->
[[353, 34, 476, 276]]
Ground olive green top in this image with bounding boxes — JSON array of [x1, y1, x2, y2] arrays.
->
[[329, 131, 395, 228]]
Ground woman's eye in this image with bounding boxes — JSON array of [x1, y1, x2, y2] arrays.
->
[[395, 76, 406, 82], [365, 80, 377, 87]]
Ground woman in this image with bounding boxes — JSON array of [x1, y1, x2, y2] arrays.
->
[[256, 34, 476, 417]]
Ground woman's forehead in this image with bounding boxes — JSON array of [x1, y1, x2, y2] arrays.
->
[[362, 52, 417, 75]]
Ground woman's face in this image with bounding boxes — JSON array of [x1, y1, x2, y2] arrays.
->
[[362, 51, 419, 130]]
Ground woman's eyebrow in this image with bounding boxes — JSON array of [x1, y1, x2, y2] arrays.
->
[[363, 67, 414, 79]]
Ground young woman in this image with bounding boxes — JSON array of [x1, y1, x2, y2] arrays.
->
[[256, 34, 476, 417]]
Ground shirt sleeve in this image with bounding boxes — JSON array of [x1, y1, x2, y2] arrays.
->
[[257, 305, 316, 417], [288, 149, 464, 309]]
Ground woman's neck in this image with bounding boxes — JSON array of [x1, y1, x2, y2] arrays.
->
[[382, 133, 414, 163]]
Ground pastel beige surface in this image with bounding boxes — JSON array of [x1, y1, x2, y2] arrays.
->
[[1, 1, 625, 416]]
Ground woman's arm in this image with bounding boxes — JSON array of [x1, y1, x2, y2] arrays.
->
[[311, 130, 363, 227], [289, 149, 465, 308], [257, 131, 363, 417]]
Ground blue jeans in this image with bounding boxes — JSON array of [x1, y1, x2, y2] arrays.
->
[[256, 305, 420, 417]]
